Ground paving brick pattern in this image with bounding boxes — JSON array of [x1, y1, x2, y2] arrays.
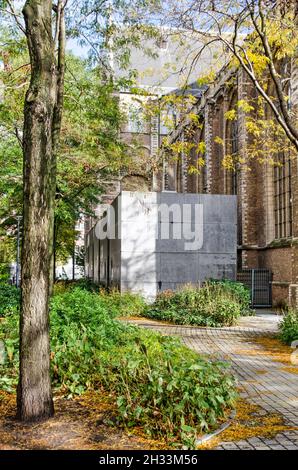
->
[[127, 317, 298, 450]]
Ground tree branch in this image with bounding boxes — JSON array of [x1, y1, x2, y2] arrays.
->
[[248, 0, 298, 140], [6, 0, 26, 35], [217, 12, 298, 151]]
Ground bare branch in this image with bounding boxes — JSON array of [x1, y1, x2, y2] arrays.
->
[[5, 0, 26, 35]]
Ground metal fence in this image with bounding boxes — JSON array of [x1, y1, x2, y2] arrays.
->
[[237, 269, 272, 308]]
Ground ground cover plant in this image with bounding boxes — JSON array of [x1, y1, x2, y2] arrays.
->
[[0, 285, 237, 447], [279, 309, 298, 345], [53, 280, 147, 317], [143, 282, 251, 327], [0, 284, 20, 318]]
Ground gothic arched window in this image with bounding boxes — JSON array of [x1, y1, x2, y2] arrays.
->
[[274, 153, 293, 239]]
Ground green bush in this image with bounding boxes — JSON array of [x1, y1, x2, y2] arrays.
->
[[0, 264, 10, 284], [0, 287, 237, 447], [53, 278, 98, 294], [0, 284, 20, 317], [144, 283, 243, 327], [279, 309, 298, 345], [53, 282, 146, 317], [98, 288, 147, 317], [209, 279, 252, 316]]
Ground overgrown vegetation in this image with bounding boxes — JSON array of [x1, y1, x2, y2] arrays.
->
[[0, 284, 20, 317], [279, 309, 298, 345], [53, 281, 147, 317], [209, 280, 252, 316], [0, 286, 237, 447], [143, 282, 252, 327]]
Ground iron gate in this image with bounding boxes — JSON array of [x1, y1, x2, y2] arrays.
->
[[237, 269, 272, 308]]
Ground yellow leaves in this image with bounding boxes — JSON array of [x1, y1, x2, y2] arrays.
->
[[237, 100, 254, 113], [246, 120, 261, 137], [188, 113, 201, 125], [256, 96, 265, 118], [225, 100, 254, 123], [245, 115, 296, 164], [197, 156, 205, 168], [214, 136, 224, 146], [129, 86, 150, 97], [199, 398, 297, 450], [162, 93, 196, 108], [228, 56, 240, 71], [222, 155, 236, 171], [267, 17, 298, 60], [224, 109, 237, 121], [197, 141, 206, 155], [245, 50, 270, 76], [197, 70, 216, 87], [188, 157, 205, 175], [188, 165, 200, 175], [167, 140, 195, 156]]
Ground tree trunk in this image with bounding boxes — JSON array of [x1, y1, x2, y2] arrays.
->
[[17, 0, 56, 422], [49, 0, 66, 296]]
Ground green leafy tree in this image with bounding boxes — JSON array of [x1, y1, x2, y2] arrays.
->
[[0, 0, 152, 422], [0, 45, 131, 276]]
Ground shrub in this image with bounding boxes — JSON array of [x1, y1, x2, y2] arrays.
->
[[279, 309, 298, 345], [0, 264, 10, 284], [98, 288, 147, 317], [144, 283, 243, 327], [0, 284, 20, 317], [0, 287, 237, 447], [209, 279, 252, 316], [53, 278, 98, 295]]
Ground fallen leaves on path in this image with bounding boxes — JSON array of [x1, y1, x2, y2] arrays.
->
[[234, 336, 298, 375], [199, 398, 298, 449]]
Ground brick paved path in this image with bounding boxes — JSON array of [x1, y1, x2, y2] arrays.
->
[[127, 316, 298, 450]]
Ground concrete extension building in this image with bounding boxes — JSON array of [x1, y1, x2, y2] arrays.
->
[[85, 191, 237, 299]]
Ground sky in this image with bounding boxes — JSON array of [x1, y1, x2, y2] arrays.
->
[[66, 38, 88, 58]]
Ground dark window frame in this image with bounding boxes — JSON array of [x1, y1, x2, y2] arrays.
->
[[274, 153, 293, 239]]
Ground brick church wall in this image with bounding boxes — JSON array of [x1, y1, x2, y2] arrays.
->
[[169, 65, 298, 307]]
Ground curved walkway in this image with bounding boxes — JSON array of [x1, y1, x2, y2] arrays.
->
[[127, 315, 298, 450]]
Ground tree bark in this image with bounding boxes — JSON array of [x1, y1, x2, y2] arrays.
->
[[18, 0, 56, 421]]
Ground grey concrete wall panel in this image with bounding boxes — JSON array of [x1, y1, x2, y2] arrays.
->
[[121, 252, 159, 283], [93, 236, 99, 284], [85, 191, 237, 299], [159, 253, 199, 283], [109, 238, 121, 287], [121, 280, 158, 299], [99, 237, 108, 286]]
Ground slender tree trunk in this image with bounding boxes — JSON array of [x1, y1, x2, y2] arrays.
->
[[18, 0, 56, 421], [53, 217, 58, 286], [49, 1, 66, 296]]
